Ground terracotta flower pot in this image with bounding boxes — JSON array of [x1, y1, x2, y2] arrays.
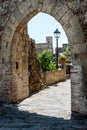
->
[[61, 59, 66, 65]]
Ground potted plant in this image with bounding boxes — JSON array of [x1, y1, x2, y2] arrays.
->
[[59, 54, 66, 65]]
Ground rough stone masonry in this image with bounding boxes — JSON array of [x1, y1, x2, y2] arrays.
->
[[0, 0, 87, 115]]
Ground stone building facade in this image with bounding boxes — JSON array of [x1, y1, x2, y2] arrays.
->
[[35, 36, 53, 54], [0, 0, 87, 115]]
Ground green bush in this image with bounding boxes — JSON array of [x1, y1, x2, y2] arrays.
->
[[38, 50, 56, 71]]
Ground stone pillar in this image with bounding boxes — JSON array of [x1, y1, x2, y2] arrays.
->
[[71, 62, 87, 114], [10, 27, 30, 102], [0, 65, 13, 102]]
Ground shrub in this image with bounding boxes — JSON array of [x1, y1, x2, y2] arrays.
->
[[38, 50, 56, 71]]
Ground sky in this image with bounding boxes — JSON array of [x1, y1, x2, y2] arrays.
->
[[27, 12, 68, 50]]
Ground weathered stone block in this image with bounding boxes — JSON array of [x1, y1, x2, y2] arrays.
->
[[30, 0, 39, 10], [1, 35, 12, 43], [18, 1, 32, 15], [41, 0, 55, 13], [13, 8, 25, 23], [59, 10, 73, 26], [72, 43, 87, 54], [38, 3, 43, 12], [4, 26, 13, 37]]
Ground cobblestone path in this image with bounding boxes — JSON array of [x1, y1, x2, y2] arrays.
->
[[0, 79, 87, 130]]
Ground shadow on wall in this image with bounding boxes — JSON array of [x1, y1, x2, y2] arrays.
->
[[0, 104, 87, 129]]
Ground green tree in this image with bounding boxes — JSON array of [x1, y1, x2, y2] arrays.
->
[[38, 50, 56, 71]]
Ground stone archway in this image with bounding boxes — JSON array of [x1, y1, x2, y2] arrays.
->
[[0, 0, 87, 115]]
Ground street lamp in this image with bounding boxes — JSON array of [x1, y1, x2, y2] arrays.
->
[[54, 28, 61, 69]]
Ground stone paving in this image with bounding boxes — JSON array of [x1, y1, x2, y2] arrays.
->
[[0, 79, 87, 130]]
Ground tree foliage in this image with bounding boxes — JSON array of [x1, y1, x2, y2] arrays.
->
[[38, 50, 56, 71]]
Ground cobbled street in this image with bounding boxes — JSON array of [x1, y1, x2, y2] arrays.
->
[[0, 79, 87, 130]]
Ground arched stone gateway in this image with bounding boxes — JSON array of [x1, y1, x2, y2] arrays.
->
[[0, 0, 87, 115]]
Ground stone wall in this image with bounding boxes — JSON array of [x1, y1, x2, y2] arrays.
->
[[0, 25, 42, 102], [35, 42, 53, 54], [11, 26, 29, 102], [0, 0, 87, 114], [42, 68, 66, 86], [28, 39, 42, 94]]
